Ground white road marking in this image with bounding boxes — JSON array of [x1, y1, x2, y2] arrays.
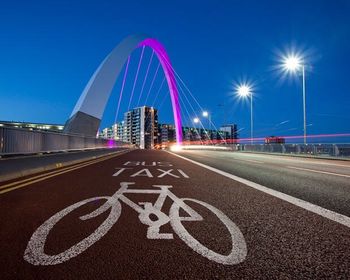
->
[[130, 168, 153, 177], [24, 182, 247, 265], [168, 152, 350, 229], [286, 166, 350, 178], [178, 169, 190, 178], [157, 169, 179, 178], [112, 167, 132, 177]]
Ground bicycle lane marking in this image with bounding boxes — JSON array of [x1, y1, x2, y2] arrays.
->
[[168, 151, 350, 228], [23, 159, 248, 266]]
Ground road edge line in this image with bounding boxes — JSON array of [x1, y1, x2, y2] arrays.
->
[[168, 151, 350, 229]]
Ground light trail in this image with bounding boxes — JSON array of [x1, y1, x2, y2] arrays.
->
[[128, 46, 145, 111], [182, 132, 350, 146], [235, 133, 350, 143], [114, 56, 131, 124], [137, 50, 154, 107]]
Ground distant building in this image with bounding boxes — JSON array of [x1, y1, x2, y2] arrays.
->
[[0, 120, 64, 133], [155, 124, 239, 145], [157, 124, 176, 148], [100, 127, 113, 139], [123, 106, 158, 149], [98, 112, 238, 148], [98, 122, 124, 140], [112, 122, 124, 141]]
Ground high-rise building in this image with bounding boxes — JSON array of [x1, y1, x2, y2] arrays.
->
[[123, 106, 158, 149]]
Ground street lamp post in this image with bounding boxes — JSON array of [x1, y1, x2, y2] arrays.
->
[[202, 111, 212, 142], [202, 111, 210, 129], [283, 55, 307, 144], [193, 117, 201, 142], [236, 84, 253, 144]]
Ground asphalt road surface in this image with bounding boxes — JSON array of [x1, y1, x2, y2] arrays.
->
[[176, 150, 350, 217], [1, 149, 350, 279]]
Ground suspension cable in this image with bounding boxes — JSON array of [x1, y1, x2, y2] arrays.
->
[[114, 56, 131, 124], [128, 46, 145, 111], [137, 50, 154, 107]]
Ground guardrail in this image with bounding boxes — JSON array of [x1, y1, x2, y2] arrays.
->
[[179, 143, 350, 158], [234, 143, 350, 158], [0, 126, 131, 155]]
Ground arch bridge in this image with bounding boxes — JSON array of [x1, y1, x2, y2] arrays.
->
[[64, 34, 183, 144]]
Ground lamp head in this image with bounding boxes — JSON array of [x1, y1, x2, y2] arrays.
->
[[283, 55, 302, 72], [237, 84, 252, 97]]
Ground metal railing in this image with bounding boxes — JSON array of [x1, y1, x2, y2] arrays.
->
[[0, 126, 131, 155], [234, 143, 350, 158]]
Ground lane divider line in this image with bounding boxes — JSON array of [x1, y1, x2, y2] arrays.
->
[[287, 166, 350, 179], [0, 150, 131, 195], [168, 151, 350, 229]]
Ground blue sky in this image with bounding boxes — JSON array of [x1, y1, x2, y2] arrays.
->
[[0, 0, 350, 141]]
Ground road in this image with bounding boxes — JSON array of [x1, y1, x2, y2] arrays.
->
[[176, 150, 350, 217], [0, 149, 350, 279]]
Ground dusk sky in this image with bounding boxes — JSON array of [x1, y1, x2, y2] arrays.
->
[[1, 0, 350, 140]]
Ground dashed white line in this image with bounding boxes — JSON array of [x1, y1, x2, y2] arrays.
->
[[168, 151, 350, 229], [286, 166, 350, 178]]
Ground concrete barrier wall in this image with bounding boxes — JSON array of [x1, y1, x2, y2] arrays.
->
[[0, 126, 130, 155]]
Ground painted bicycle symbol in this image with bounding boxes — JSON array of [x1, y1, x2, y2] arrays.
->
[[24, 182, 247, 265]]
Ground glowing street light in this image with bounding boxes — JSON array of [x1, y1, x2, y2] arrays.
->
[[236, 84, 254, 144], [237, 85, 251, 97], [282, 54, 307, 144], [193, 117, 200, 124], [283, 55, 302, 72], [202, 110, 211, 130]]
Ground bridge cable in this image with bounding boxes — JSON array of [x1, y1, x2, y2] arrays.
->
[[137, 50, 154, 107], [128, 46, 145, 111], [177, 89, 204, 145], [114, 56, 131, 124], [144, 62, 160, 105], [175, 76, 214, 145], [160, 54, 226, 143], [151, 77, 166, 107]]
